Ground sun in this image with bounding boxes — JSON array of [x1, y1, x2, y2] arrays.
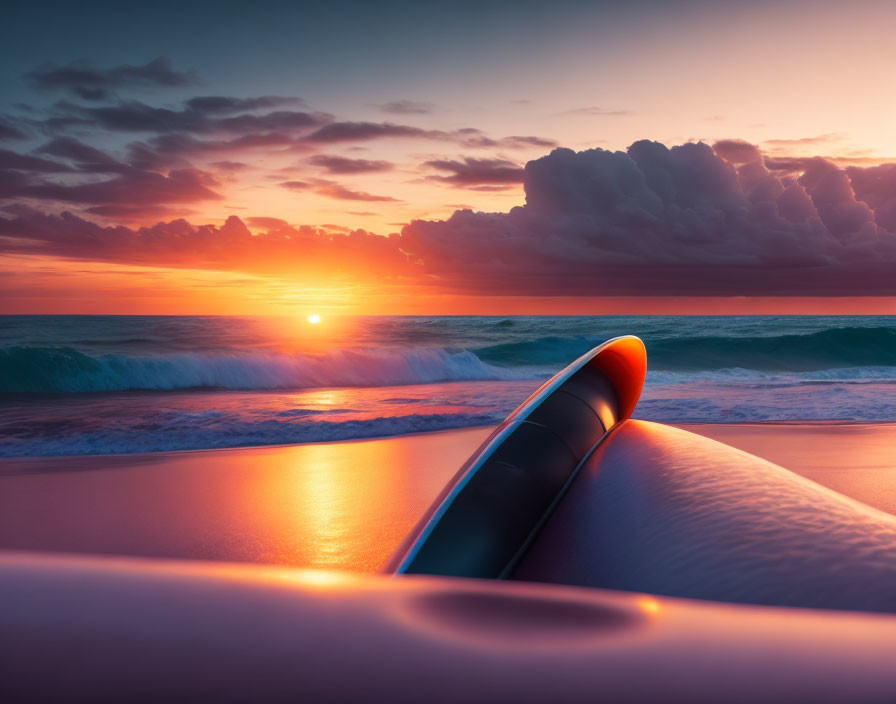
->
[[306, 313, 322, 325]]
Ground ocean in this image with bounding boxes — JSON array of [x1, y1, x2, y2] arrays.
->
[[2, 315, 896, 457]]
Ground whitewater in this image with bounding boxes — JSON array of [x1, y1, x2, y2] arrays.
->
[[2, 315, 896, 456]]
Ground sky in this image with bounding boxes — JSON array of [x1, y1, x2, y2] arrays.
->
[[3, 0, 896, 314]]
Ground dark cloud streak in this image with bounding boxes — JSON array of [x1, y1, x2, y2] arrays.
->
[[308, 154, 393, 173], [424, 157, 524, 187], [377, 100, 434, 115], [185, 96, 303, 114], [0, 118, 27, 141], [278, 178, 398, 201], [302, 120, 555, 149], [23, 58, 200, 101]]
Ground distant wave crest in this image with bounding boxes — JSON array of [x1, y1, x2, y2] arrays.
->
[[0, 345, 534, 394], [475, 326, 896, 371]]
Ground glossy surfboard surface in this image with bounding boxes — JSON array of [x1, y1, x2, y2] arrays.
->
[[390, 333, 896, 614], [514, 419, 896, 613], [386, 335, 647, 578]]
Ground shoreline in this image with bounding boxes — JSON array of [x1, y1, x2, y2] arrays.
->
[[0, 424, 499, 466], [3, 421, 896, 572], [1, 418, 893, 463]]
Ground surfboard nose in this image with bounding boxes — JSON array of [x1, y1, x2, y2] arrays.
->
[[386, 336, 647, 579]]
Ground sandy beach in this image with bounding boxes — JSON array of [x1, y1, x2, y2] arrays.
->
[[1, 422, 895, 572]]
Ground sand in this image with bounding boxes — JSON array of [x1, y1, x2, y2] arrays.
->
[[1, 422, 895, 572]]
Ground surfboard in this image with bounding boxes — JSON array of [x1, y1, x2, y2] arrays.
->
[[386, 335, 647, 578]]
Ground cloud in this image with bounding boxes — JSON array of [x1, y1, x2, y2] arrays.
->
[[277, 178, 396, 201], [399, 140, 896, 296], [245, 216, 291, 230], [146, 132, 297, 158], [48, 100, 208, 133], [846, 163, 896, 233], [125, 130, 306, 170], [278, 180, 312, 191], [304, 121, 439, 143], [0, 123, 227, 219], [185, 96, 303, 114], [453, 132, 557, 149], [210, 160, 249, 171], [762, 156, 812, 172], [23, 57, 199, 101], [213, 111, 324, 133], [310, 179, 399, 202], [763, 133, 846, 148], [0, 208, 411, 280], [45, 100, 328, 135], [424, 157, 524, 187], [712, 139, 762, 165], [0, 149, 72, 173], [27, 96, 548, 179], [36, 137, 129, 173], [496, 136, 558, 149], [377, 100, 435, 115], [308, 154, 393, 173], [0, 163, 222, 217], [798, 157, 876, 240], [302, 120, 555, 149], [0, 117, 27, 141]]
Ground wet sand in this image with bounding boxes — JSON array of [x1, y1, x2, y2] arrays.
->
[[1, 422, 895, 571], [0, 428, 492, 572]]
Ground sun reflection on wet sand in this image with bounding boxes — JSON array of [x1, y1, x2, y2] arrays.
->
[[0, 428, 493, 572], [279, 437, 436, 569], [5, 422, 896, 574]]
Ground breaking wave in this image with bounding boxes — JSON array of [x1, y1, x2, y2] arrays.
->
[[0, 345, 536, 394]]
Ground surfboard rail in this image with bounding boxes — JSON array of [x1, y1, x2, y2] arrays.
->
[[386, 335, 647, 578]]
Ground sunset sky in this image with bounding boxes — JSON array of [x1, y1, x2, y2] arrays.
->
[[4, 0, 896, 314]]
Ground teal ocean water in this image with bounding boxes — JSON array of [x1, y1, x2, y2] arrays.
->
[[2, 315, 895, 456]]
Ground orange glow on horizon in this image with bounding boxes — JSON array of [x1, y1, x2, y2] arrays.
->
[[5, 255, 896, 316]]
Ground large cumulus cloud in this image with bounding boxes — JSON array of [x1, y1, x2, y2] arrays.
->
[[399, 140, 896, 295]]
